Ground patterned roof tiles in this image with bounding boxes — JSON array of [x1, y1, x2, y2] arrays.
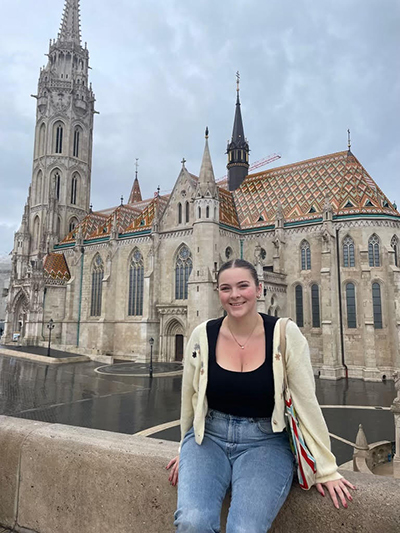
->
[[43, 253, 70, 281], [231, 151, 397, 228], [60, 211, 108, 244], [86, 204, 141, 240], [123, 195, 169, 234]]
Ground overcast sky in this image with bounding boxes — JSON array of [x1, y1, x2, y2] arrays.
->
[[0, 0, 399, 257]]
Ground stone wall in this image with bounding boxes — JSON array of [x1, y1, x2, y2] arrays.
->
[[0, 416, 399, 533]]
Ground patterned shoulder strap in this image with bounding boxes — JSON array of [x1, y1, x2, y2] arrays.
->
[[279, 317, 291, 390]]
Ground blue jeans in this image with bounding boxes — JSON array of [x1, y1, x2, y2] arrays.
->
[[174, 409, 295, 533]]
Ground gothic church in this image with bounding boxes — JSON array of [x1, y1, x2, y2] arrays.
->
[[4, 0, 400, 381]]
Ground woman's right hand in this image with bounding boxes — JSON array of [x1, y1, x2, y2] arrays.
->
[[166, 455, 179, 486]]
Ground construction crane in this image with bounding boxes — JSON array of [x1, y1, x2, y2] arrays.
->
[[216, 153, 281, 184]]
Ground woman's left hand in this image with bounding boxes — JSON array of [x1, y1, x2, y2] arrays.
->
[[315, 478, 357, 509]]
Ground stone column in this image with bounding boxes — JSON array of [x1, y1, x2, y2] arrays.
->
[[391, 372, 400, 479], [360, 250, 379, 381]]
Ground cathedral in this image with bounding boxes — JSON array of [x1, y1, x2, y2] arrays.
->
[[4, 0, 400, 381]]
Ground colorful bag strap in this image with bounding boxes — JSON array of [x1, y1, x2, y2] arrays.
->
[[279, 317, 291, 391]]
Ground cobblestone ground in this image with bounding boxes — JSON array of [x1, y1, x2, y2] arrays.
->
[[0, 353, 396, 465]]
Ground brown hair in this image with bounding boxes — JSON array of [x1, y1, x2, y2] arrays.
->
[[217, 259, 259, 286]]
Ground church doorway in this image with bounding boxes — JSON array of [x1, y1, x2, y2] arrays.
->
[[164, 318, 185, 362], [13, 292, 28, 340], [175, 334, 184, 361]]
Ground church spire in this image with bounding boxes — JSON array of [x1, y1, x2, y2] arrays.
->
[[59, 0, 82, 44], [128, 160, 142, 203], [226, 72, 250, 191], [197, 127, 217, 198]]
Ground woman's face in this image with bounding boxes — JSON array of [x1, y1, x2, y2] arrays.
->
[[218, 267, 262, 319]]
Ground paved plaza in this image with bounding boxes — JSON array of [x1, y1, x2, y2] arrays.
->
[[0, 349, 396, 466]]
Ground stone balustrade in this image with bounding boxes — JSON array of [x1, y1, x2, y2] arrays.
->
[[0, 416, 399, 533]]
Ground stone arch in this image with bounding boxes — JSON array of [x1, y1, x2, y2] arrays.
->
[[164, 317, 185, 362], [12, 290, 29, 338], [33, 215, 41, 251]]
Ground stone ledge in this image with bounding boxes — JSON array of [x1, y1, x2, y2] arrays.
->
[[0, 416, 399, 533], [0, 349, 90, 364]]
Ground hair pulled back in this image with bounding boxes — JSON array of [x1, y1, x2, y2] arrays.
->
[[217, 259, 259, 286]]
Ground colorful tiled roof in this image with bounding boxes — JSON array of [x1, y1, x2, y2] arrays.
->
[[219, 187, 240, 228], [60, 212, 108, 244], [43, 253, 70, 281], [123, 195, 169, 234], [220, 151, 397, 229], [86, 204, 141, 240]]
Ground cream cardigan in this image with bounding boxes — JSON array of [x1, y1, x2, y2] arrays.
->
[[179, 317, 342, 486]]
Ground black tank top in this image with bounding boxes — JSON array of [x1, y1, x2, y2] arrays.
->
[[206, 314, 277, 418]]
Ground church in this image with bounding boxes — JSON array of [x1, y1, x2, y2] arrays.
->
[[4, 0, 400, 381]]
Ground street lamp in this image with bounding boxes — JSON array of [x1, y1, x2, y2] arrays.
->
[[149, 337, 154, 379], [47, 318, 55, 357]]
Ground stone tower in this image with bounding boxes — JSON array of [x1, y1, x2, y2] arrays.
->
[[29, 0, 95, 256], [4, 0, 95, 344], [226, 73, 249, 191], [188, 128, 221, 330]]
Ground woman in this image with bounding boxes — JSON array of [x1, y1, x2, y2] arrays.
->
[[167, 259, 355, 532]]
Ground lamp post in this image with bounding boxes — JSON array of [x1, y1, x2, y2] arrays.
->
[[47, 318, 55, 357], [149, 337, 154, 379]]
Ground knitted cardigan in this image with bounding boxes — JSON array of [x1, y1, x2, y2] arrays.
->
[[179, 317, 342, 486]]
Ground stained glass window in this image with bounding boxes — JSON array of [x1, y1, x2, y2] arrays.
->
[[346, 283, 357, 328], [368, 235, 380, 267], [128, 250, 144, 316], [311, 284, 320, 327], [90, 255, 104, 317], [175, 246, 192, 299], [295, 285, 304, 327], [301, 240, 311, 270], [372, 283, 382, 329], [343, 236, 355, 267]]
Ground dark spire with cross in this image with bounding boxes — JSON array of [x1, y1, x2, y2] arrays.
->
[[226, 71, 250, 191]]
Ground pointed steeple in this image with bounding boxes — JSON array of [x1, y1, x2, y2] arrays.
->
[[59, 0, 82, 44], [128, 159, 142, 203], [197, 127, 217, 198], [226, 72, 250, 191]]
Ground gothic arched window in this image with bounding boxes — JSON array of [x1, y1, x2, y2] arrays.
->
[[206, 206, 210, 218], [185, 201, 190, 223], [128, 249, 144, 316], [391, 235, 399, 267], [178, 203, 182, 224], [69, 217, 78, 233], [368, 234, 380, 267], [39, 123, 46, 156], [175, 245, 193, 300], [73, 127, 81, 158], [372, 282, 383, 329], [295, 284, 304, 327], [345, 282, 357, 328], [71, 174, 78, 205], [343, 236, 355, 267], [90, 255, 104, 317], [225, 246, 233, 260], [300, 240, 311, 270], [311, 284, 320, 328], [55, 172, 61, 200], [54, 122, 64, 154], [198, 206, 201, 219], [33, 216, 40, 250], [35, 170, 43, 205]]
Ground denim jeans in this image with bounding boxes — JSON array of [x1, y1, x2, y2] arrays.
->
[[174, 409, 295, 533]]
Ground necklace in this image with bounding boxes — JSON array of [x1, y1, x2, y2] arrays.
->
[[227, 317, 259, 350]]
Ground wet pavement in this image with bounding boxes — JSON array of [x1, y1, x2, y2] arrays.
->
[[96, 361, 182, 375], [0, 353, 396, 466], [2, 344, 79, 358]]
